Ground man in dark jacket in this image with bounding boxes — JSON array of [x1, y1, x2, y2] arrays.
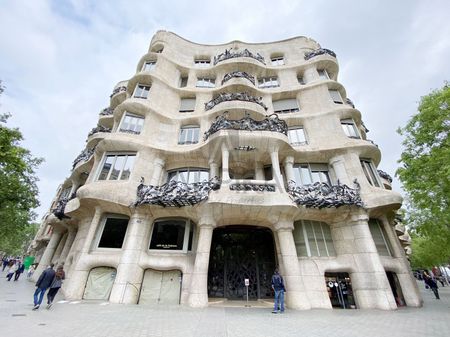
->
[[271, 268, 286, 313], [33, 263, 56, 310]]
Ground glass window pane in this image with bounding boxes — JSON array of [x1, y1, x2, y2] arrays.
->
[[110, 156, 125, 180], [293, 221, 307, 256], [304, 220, 318, 256], [369, 219, 390, 256], [301, 166, 312, 185], [322, 223, 336, 256], [98, 218, 129, 248], [98, 156, 114, 180], [120, 155, 134, 180], [149, 220, 186, 250]]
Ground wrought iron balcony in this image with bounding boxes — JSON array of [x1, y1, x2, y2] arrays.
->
[[52, 193, 76, 220], [377, 169, 393, 183], [229, 183, 276, 192], [345, 98, 355, 108], [110, 86, 127, 98], [287, 179, 363, 208], [205, 92, 268, 111], [213, 48, 265, 65], [88, 125, 112, 137], [304, 48, 336, 61], [100, 107, 113, 116], [72, 147, 95, 170], [204, 112, 288, 140], [222, 71, 255, 85], [135, 177, 220, 207]]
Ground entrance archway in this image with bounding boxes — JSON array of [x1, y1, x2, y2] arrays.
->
[[208, 226, 276, 300]]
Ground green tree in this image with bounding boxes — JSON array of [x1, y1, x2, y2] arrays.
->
[[0, 80, 43, 255], [397, 83, 450, 268]]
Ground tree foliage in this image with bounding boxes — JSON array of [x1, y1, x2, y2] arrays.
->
[[0, 80, 43, 255], [397, 83, 450, 268]]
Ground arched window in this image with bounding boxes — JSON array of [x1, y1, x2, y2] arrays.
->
[[293, 220, 336, 257]]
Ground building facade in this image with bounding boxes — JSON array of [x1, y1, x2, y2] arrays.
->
[[30, 31, 422, 310]]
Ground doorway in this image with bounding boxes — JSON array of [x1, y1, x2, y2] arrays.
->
[[83, 267, 116, 300], [208, 226, 276, 300], [139, 269, 182, 305], [325, 272, 356, 309], [386, 271, 406, 307]]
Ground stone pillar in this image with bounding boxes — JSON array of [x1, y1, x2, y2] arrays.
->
[[109, 211, 148, 304], [270, 149, 285, 192], [51, 231, 68, 264], [330, 155, 350, 185], [331, 213, 397, 310], [221, 145, 230, 182], [188, 223, 214, 307], [149, 157, 165, 185], [58, 228, 77, 266], [274, 220, 311, 309], [284, 156, 295, 183], [303, 66, 318, 83], [209, 160, 218, 178], [33, 230, 63, 280], [255, 162, 265, 180]]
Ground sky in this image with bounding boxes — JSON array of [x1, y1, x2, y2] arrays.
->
[[0, 0, 449, 220]]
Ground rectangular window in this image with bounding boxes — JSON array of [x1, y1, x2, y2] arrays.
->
[[273, 98, 299, 113], [318, 69, 329, 80], [258, 77, 279, 88], [288, 127, 307, 146], [298, 76, 305, 85], [369, 219, 393, 256], [149, 219, 194, 251], [178, 125, 200, 144], [329, 89, 343, 104], [98, 217, 129, 249], [271, 56, 284, 66], [142, 61, 156, 72], [119, 113, 144, 134], [341, 119, 360, 139], [196, 78, 215, 88], [97, 154, 136, 181], [293, 163, 330, 186], [168, 168, 209, 184], [134, 84, 151, 99], [194, 59, 210, 67], [179, 76, 188, 88], [360, 159, 382, 187], [179, 98, 196, 113], [293, 220, 336, 257]]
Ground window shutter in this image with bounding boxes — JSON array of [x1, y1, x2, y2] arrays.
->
[[273, 98, 299, 111], [180, 98, 196, 112]]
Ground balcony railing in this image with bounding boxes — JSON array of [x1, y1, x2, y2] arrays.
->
[[222, 71, 255, 85], [287, 179, 363, 208], [205, 92, 268, 111], [52, 193, 76, 220], [135, 177, 220, 207], [99, 107, 113, 116], [213, 48, 265, 65], [72, 147, 95, 170], [229, 182, 276, 192], [304, 48, 336, 61], [88, 125, 112, 137], [345, 98, 355, 108], [204, 112, 287, 140], [110, 86, 127, 98], [377, 169, 393, 183]]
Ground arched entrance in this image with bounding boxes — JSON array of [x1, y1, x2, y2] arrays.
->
[[208, 226, 276, 300]]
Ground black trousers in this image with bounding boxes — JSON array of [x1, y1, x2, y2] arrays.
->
[[47, 287, 61, 304], [431, 287, 440, 299]]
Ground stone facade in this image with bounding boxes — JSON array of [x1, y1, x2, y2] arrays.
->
[[30, 31, 421, 310]]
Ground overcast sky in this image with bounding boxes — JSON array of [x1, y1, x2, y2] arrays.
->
[[1, 0, 449, 220]]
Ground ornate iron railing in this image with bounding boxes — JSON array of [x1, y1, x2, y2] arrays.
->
[[100, 107, 113, 116], [304, 48, 336, 61], [88, 125, 112, 137], [110, 86, 127, 98], [118, 128, 141, 135], [229, 183, 276, 192], [204, 112, 287, 140], [345, 98, 355, 108], [365, 139, 379, 147], [222, 71, 255, 85], [377, 170, 393, 183], [135, 177, 220, 207], [72, 147, 95, 170], [287, 179, 363, 208], [52, 193, 76, 220], [213, 48, 265, 65], [205, 92, 268, 111]]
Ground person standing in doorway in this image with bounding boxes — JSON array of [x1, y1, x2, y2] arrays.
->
[[271, 268, 286, 313], [33, 264, 56, 310], [46, 265, 65, 309], [423, 271, 440, 300]]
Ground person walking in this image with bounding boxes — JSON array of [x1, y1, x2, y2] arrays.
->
[[14, 261, 25, 281], [27, 264, 36, 280], [271, 268, 286, 313], [46, 265, 65, 309], [33, 264, 56, 310], [423, 271, 440, 300], [6, 260, 18, 281], [2, 256, 9, 271]]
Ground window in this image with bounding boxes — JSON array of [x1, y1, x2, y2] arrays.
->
[[288, 127, 307, 145], [194, 59, 210, 67], [271, 56, 285, 66], [196, 78, 215, 88], [168, 168, 209, 184], [298, 76, 306, 85], [318, 69, 329, 80], [293, 163, 330, 186], [149, 219, 194, 251], [178, 125, 200, 144], [59, 187, 72, 199], [369, 219, 393, 256], [179, 76, 188, 88], [142, 61, 156, 72], [264, 165, 273, 180], [179, 98, 196, 113], [97, 153, 136, 181], [273, 98, 300, 113], [97, 217, 129, 249], [258, 77, 279, 88], [341, 119, 360, 139], [360, 159, 382, 187], [152, 45, 164, 53], [329, 89, 343, 104], [293, 220, 336, 257], [119, 113, 144, 134], [134, 84, 151, 99]]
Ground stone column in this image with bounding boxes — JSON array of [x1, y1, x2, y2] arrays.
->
[[221, 145, 230, 182], [188, 223, 214, 307], [51, 231, 68, 264], [149, 157, 165, 185], [330, 155, 350, 185], [109, 211, 149, 304], [274, 220, 311, 309], [33, 230, 63, 280], [284, 156, 295, 183], [58, 228, 77, 266], [209, 160, 218, 178], [270, 149, 285, 192], [331, 213, 397, 310]]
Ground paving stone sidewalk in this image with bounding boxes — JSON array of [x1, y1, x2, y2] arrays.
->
[[1, 271, 449, 337]]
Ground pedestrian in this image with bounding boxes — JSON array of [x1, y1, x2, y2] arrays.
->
[[14, 261, 25, 281], [423, 271, 440, 300], [33, 263, 56, 310], [46, 265, 65, 309], [27, 264, 36, 280], [6, 260, 18, 281], [271, 268, 286, 314], [2, 256, 9, 271]]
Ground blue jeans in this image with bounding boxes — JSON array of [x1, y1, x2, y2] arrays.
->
[[274, 289, 285, 312], [33, 287, 48, 306]]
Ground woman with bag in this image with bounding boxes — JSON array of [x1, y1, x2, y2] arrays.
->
[[46, 265, 65, 309]]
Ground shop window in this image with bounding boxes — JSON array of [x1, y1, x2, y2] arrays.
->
[[293, 163, 330, 186], [293, 220, 336, 257], [149, 219, 194, 252], [341, 119, 360, 139], [119, 113, 144, 134], [97, 217, 129, 249], [369, 219, 393, 256], [360, 159, 382, 187], [272, 98, 299, 113], [97, 153, 136, 181]]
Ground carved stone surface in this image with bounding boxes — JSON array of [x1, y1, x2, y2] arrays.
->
[[204, 112, 287, 140], [204, 92, 268, 111], [135, 176, 220, 207], [100, 107, 113, 116], [377, 169, 393, 183], [72, 147, 95, 170], [304, 48, 336, 60], [110, 86, 127, 98], [345, 98, 355, 108], [287, 179, 363, 208], [229, 184, 275, 192], [214, 48, 265, 65], [222, 71, 255, 85], [88, 125, 112, 137]]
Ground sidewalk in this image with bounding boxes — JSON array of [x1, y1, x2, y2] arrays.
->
[[1, 270, 449, 337]]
